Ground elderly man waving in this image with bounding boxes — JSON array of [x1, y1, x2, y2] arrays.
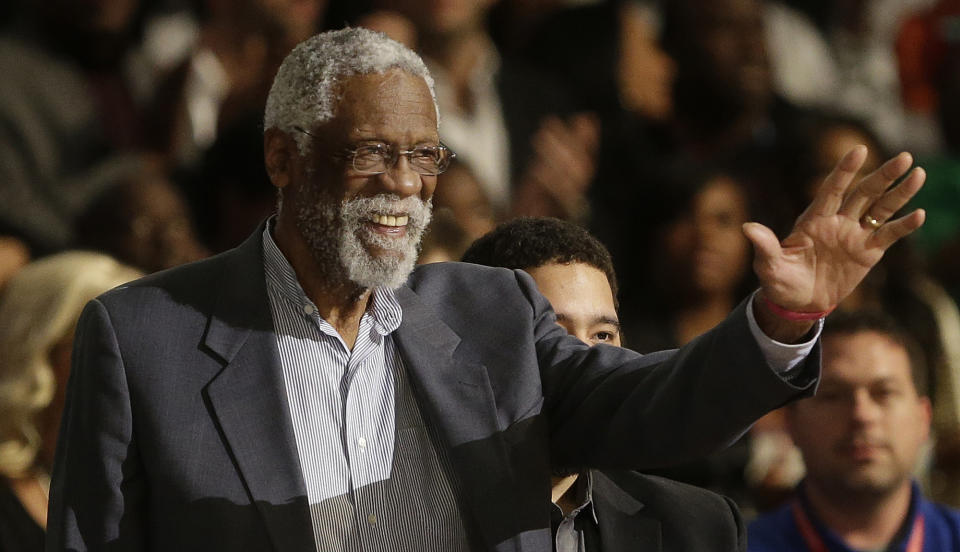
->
[[47, 28, 925, 552]]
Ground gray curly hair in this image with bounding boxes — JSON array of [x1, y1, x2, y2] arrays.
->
[[264, 27, 439, 156]]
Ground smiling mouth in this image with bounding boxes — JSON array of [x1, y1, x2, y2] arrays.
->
[[370, 213, 409, 227]]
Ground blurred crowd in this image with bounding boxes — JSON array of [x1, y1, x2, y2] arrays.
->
[[2, 0, 960, 540]]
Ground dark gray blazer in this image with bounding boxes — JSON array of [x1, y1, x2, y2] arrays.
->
[[590, 470, 746, 552], [46, 228, 818, 551]]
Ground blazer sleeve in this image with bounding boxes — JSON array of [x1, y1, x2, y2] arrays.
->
[[514, 268, 819, 471], [46, 299, 147, 551]]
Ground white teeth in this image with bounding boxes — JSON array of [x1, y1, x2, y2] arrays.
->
[[371, 214, 408, 227]]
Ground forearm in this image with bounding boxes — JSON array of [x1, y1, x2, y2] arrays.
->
[[537, 293, 818, 470]]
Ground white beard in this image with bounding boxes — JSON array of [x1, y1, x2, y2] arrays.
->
[[295, 190, 432, 290]]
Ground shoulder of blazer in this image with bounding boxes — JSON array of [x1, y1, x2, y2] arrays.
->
[[593, 469, 745, 547], [95, 225, 267, 326]]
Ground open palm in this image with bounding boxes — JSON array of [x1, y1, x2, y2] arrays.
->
[[743, 146, 926, 313]]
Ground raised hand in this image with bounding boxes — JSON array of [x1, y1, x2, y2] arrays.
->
[[742, 146, 926, 341], [510, 113, 600, 220]]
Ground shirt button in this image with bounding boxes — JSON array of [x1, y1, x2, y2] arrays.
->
[[368, 513, 377, 526], [358, 437, 367, 448], [303, 304, 315, 315]]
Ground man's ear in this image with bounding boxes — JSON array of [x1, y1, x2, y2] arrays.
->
[[264, 128, 295, 190]]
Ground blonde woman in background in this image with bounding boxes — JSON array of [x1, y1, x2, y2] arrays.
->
[[0, 252, 140, 550]]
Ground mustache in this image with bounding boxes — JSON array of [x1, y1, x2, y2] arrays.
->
[[341, 194, 432, 230]]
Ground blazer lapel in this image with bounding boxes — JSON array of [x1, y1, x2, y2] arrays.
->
[[592, 471, 662, 552], [392, 285, 502, 443], [393, 285, 525, 551], [201, 228, 314, 551]]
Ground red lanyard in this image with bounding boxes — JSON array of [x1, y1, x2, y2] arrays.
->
[[791, 499, 925, 552]]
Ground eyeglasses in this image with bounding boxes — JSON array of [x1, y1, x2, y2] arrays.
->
[[293, 126, 456, 176]]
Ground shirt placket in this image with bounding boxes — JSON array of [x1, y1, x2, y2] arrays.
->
[[343, 316, 375, 483], [344, 315, 391, 549]]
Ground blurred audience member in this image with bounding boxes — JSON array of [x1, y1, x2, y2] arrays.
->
[[524, 1, 675, 124], [0, 237, 29, 295], [462, 217, 747, 551], [771, 0, 933, 152], [356, 9, 417, 48], [508, 112, 599, 221], [149, 0, 326, 167], [520, 1, 676, 232], [188, 113, 278, 252], [642, 169, 754, 346], [74, 173, 208, 274], [789, 114, 886, 212], [763, 1, 839, 110], [764, 0, 930, 152], [615, 2, 675, 124], [432, 159, 496, 243], [614, 163, 766, 513], [656, 0, 809, 237], [382, 0, 598, 218], [615, 164, 756, 350], [828, 0, 937, 153], [487, 0, 568, 55], [912, 53, 960, 501], [748, 311, 960, 551], [896, 0, 960, 151], [795, 114, 960, 487], [908, 45, 960, 302], [788, 112, 960, 507], [0, 0, 154, 253], [663, 0, 786, 158], [0, 252, 141, 549]]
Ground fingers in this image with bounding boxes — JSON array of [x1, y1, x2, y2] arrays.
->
[[870, 209, 925, 250], [808, 146, 868, 217], [837, 151, 913, 218], [862, 167, 926, 225], [568, 112, 601, 154], [531, 116, 596, 194], [742, 222, 782, 261]]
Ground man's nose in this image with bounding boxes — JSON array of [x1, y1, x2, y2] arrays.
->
[[850, 390, 883, 425], [692, 216, 715, 244], [379, 156, 424, 198]]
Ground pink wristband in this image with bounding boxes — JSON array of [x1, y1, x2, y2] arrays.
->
[[761, 295, 835, 321]]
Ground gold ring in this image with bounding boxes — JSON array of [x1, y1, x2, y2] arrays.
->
[[862, 214, 882, 229]]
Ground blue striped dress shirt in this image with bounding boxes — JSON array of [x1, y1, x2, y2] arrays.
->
[[262, 227, 405, 546]]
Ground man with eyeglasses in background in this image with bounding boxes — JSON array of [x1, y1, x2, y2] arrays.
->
[[48, 27, 928, 552]]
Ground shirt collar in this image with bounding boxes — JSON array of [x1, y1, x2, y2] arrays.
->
[[579, 470, 599, 525], [551, 471, 600, 525], [261, 219, 403, 336]]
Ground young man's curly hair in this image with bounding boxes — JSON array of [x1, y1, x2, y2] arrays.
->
[[461, 217, 619, 308]]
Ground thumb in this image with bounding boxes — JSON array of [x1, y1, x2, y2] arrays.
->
[[742, 222, 782, 261]]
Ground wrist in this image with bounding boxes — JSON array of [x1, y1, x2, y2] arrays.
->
[[752, 292, 823, 344], [760, 295, 835, 321]]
